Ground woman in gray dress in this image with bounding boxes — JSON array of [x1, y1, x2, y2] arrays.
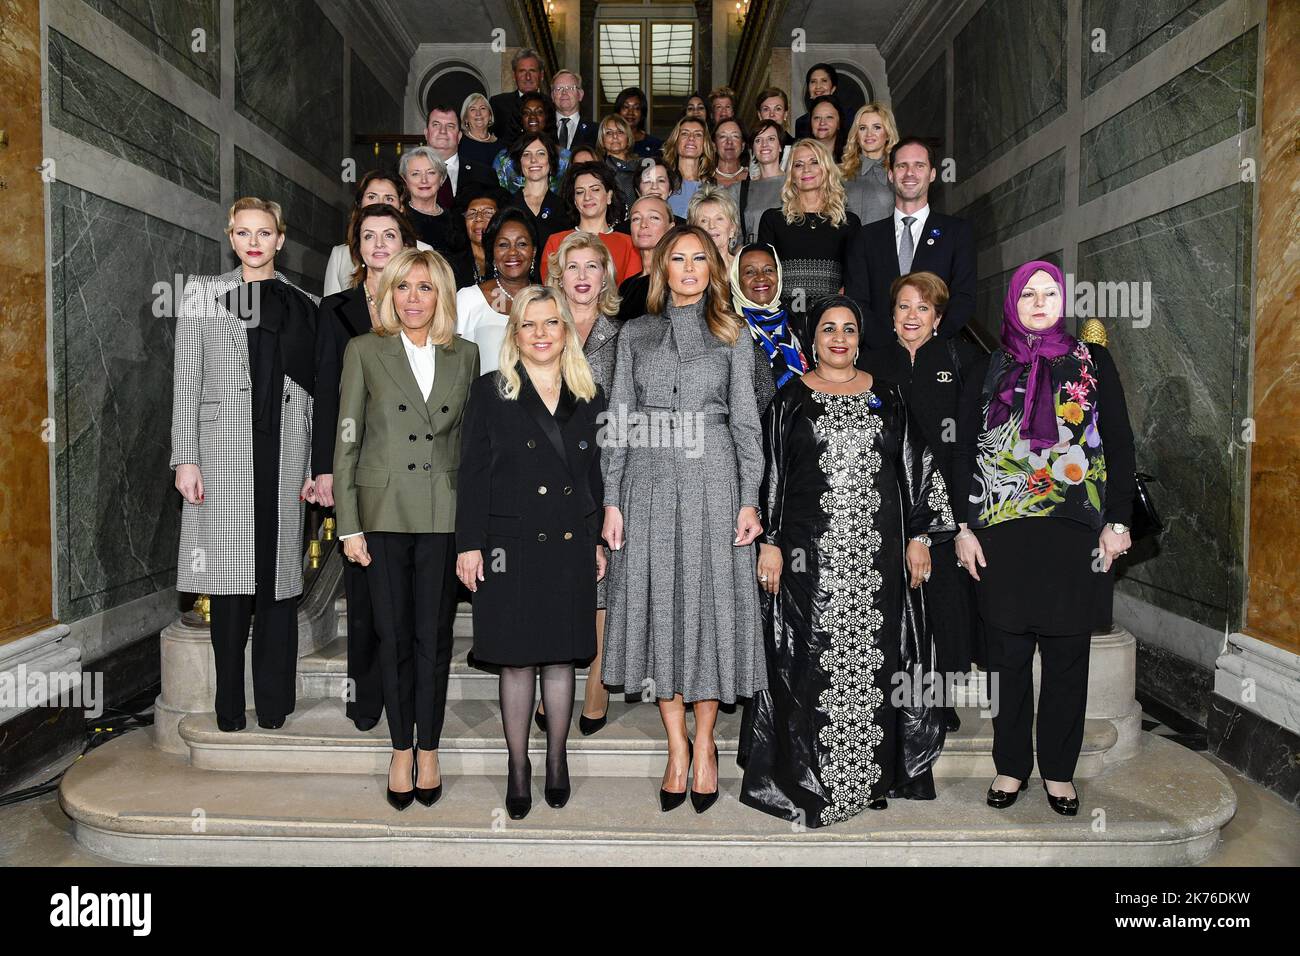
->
[[601, 224, 766, 815], [840, 103, 898, 227]]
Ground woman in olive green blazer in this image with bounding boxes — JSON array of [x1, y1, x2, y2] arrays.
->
[[333, 248, 479, 810]]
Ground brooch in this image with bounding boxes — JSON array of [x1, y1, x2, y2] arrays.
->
[[578, 440, 589, 450], [866, 392, 883, 409], [936, 370, 953, 383]]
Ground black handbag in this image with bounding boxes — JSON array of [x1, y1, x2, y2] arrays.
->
[[1130, 472, 1164, 540]]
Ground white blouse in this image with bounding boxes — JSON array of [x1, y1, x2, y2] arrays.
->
[[455, 284, 509, 374]]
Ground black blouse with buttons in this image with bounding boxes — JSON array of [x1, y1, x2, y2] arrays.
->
[[455, 367, 607, 666]]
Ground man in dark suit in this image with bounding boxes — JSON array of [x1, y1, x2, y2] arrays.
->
[[846, 136, 976, 350], [552, 69, 597, 152], [488, 47, 545, 145], [424, 104, 493, 208]]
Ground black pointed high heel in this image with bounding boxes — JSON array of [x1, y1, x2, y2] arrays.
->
[[386, 754, 415, 812], [506, 757, 532, 820], [544, 754, 571, 809], [534, 708, 546, 734], [578, 707, 608, 736], [414, 751, 442, 807], [690, 742, 719, 814], [986, 776, 1029, 809], [1043, 781, 1079, 816], [659, 738, 693, 811]]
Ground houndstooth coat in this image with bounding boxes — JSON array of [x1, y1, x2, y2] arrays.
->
[[171, 268, 317, 599]]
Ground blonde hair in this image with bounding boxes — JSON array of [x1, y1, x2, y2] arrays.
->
[[226, 196, 285, 235], [373, 248, 458, 347], [687, 184, 741, 253], [662, 117, 717, 181], [496, 286, 598, 402], [597, 113, 635, 160], [840, 102, 899, 179], [780, 138, 848, 228], [546, 231, 623, 316], [459, 92, 495, 135], [646, 225, 743, 345]]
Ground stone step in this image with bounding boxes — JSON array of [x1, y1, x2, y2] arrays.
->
[[176, 697, 1119, 779], [59, 729, 1237, 866]]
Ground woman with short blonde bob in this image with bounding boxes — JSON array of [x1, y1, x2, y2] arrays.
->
[[758, 138, 861, 323], [602, 224, 766, 815], [457, 286, 607, 819], [458, 92, 499, 169], [596, 113, 640, 208], [333, 247, 480, 811], [688, 183, 743, 272], [840, 103, 898, 227]]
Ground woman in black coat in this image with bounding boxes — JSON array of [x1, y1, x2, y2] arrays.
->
[[860, 271, 983, 728], [312, 204, 418, 732], [456, 285, 607, 821]]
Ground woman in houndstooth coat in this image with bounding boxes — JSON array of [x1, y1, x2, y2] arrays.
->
[[600, 225, 766, 814], [171, 197, 318, 732]]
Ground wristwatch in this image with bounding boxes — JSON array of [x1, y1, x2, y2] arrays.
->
[[1108, 523, 1130, 535], [910, 535, 932, 548]]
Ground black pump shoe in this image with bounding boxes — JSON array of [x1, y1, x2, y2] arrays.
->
[[659, 739, 693, 811], [1043, 781, 1079, 816], [578, 709, 608, 736], [986, 777, 1029, 809], [386, 755, 415, 812], [545, 759, 571, 809], [534, 708, 546, 734], [944, 708, 962, 732], [415, 754, 442, 807], [506, 757, 532, 819], [217, 714, 246, 733], [689, 742, 719, 814], [868, 797, 888, 810]]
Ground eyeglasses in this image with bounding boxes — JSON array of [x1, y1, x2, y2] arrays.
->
[[464, 209, 496, 221], [552, 84, 579, 94]]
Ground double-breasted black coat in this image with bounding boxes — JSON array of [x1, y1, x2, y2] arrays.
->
[[456, 367, 606, 666]]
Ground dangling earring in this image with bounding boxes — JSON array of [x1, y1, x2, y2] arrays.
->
[[854, 348, 860, 364], [728, 233, 738, 254]]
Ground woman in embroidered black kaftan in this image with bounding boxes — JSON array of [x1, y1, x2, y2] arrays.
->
[[739, 296, 956, 827]]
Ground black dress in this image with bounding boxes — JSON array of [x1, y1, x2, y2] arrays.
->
[[740, 378, 956, 827], [455, 370, 606, 666], [756, 208, 861, 343], [405, 205, 474, 287], [861, 337, 984, 669]]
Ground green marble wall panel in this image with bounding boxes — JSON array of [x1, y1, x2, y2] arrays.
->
[[953, 0, 1067, 177], [234, 147, 345, 258], [1082, 0, 1229, 95], [1079, 29, 1256, 203], [351, 52, 402, 139], [48, 29, 220, 202], [50, 182, 221, 621], [957, 149, 1064, 252], [1078, 184, 1252, 630], [79, 0, 220, 94], [234, 0, 344, 177]]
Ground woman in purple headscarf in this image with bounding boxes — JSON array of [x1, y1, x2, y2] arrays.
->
[[951, 261, 1136, 816]]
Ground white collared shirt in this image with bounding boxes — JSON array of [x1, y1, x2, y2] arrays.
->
[[894, 204, 930, 255], [401, 331, 437, 400], [443, 152, 460, 194]]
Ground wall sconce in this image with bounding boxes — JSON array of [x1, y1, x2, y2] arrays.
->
[[547, 0, 557, 29], [735, 0, 750, 28]]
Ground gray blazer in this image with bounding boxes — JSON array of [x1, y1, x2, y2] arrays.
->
[[583, 311, 621, 391], [171, 268, 317, 599]]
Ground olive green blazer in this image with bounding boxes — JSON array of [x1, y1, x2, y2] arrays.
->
[[333, 330, 480, 536]]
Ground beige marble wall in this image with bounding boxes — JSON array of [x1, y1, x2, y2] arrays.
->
[[0, 0, 55, 644], [1244, 0, 1300, 654]]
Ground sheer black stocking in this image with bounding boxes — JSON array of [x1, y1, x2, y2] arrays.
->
[[539, 664, 575, 790], [499, 665, 536, 800]]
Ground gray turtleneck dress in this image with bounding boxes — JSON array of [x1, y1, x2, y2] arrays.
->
[[601, 300, 767, 703]]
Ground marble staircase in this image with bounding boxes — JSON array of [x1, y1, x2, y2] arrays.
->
[[59, 553, 1237, 865]]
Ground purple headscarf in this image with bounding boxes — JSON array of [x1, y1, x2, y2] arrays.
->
[[985, 260, 1076, 451]]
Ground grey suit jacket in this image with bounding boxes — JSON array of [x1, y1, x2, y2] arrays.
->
[[171, 268, 317, 599]]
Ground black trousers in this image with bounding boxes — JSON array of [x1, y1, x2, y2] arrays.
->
[[366, 531, 454, 750], [986, 624, 1091, 781], [342, 556, 383, 726], [208, 413, 297, 723]]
